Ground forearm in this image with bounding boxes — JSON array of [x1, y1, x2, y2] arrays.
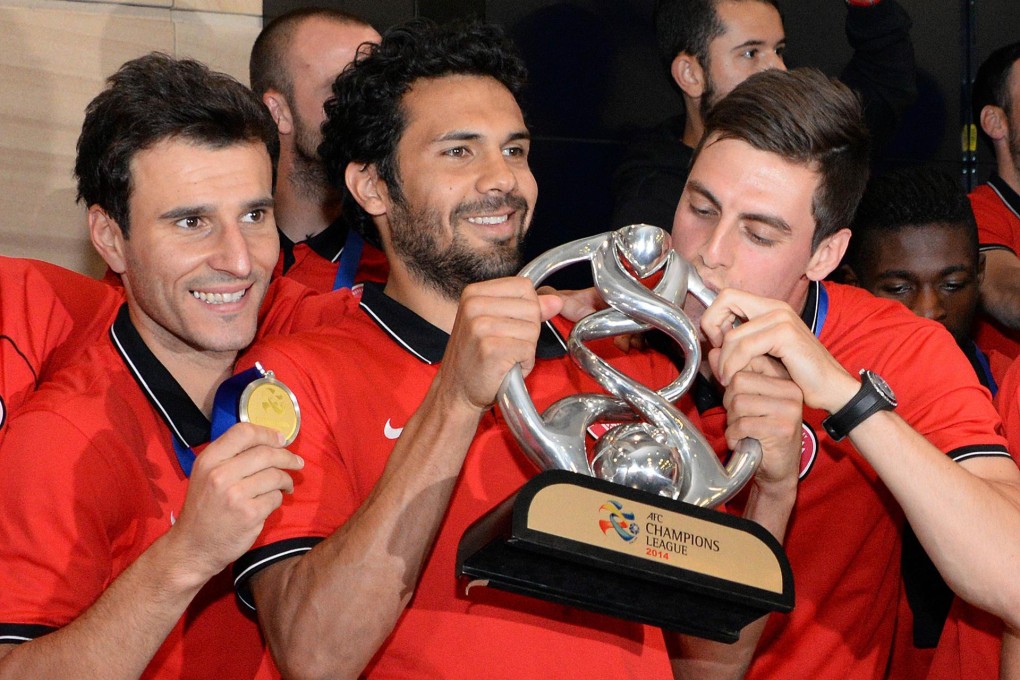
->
[[1002, 625, 1019, 680], [0, 533, 207, 679], [848, 411, 1020, 624], [254, 375, 485, 680], [979, 251, 1020, 329], [665, 481, 795, 679], [841, 0, 917, 145], [982, 280, 1020, 330]]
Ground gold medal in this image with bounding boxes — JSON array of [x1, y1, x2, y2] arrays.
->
[[239, 363, 301, 445]]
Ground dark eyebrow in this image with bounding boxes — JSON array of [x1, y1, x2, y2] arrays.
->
[[160, 204, 214, 221], [434, 129, 531, 144], [742, 211, 792, 235], [506, 130, 531, 144], [685, 180, 722, 211], [686, 179, 791, 234], [244, 197, 275, 212], [876, 269, 920, 280], [732, 38, 768, 49], [436, 131, 480, 143], [158, 196, 273, 221], [878, 265, 974, 280]]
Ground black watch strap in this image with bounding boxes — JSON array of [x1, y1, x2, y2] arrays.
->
[[822, 370, 897, 442]]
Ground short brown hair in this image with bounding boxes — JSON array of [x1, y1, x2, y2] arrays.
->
[[249, 8, 373, 99], [693, 68, 870, 249]]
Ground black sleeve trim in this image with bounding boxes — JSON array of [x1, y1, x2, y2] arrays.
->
[[949, 444, 1010, 463], [233, 536, 324, 612], [0, 623, 57, 644]]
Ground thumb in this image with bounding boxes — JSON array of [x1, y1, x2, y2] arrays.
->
[[537, 293, 564, 322]]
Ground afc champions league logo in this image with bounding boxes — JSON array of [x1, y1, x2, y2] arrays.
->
[[599, 500, 640, 542]]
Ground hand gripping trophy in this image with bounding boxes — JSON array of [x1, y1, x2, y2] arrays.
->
[[457, 225, 794, 643]]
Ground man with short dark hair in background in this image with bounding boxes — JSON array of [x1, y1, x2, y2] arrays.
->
[[611, 0, 916, 233], [969, 42, 1020, 367], [250, 8, 388, 291]]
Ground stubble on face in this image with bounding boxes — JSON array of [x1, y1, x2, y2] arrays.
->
[[288, 103, 335, 204], [388, 190, 530, 302]]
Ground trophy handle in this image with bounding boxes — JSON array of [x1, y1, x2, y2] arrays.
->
[[496, 365, 591, 474]]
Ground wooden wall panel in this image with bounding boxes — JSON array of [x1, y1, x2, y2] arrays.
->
[[173, 9, 261, 84], [174, 0, 259, 18], [0, 1, 175, 275], [0, 0, 260, 275]]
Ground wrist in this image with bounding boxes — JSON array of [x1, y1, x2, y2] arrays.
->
[[819, 371, 863, 415], [822, 370, 898, 442], [144, 530, 217, 596]]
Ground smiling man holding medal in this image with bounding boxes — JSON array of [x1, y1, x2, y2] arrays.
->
[[0, 54, 307, 679]]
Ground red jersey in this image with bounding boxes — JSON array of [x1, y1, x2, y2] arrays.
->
[[234, 282, 678, 679], [687, 281, 1008, 680], [0, 307, 267, 678], [0, 257, 121, 434], [0, 271, 354, 677], [971, 177, 1020, 360], [272, 219, 388, 293]]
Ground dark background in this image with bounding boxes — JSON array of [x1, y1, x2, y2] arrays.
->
[[264, 0, 1020, 287]]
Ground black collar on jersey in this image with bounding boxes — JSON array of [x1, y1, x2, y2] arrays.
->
[[358, 281, 568, 365], [987, 173, 1020, 221], [108, 304, 210, 448], [278, 213, 351, 274], [690, 280, 823, 413]]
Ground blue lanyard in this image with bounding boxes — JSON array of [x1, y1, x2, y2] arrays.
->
[[813, 283, 829, 339], [171, 365, 263, 477], [333, 228, 365, 291], [972, 342, 999, 397]]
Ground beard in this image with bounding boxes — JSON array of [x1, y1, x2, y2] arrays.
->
[[389, 192, 530, 302], [1009, 115, 1020, 175], [698, 66, 718, 124], [288, 107, 338, 205]]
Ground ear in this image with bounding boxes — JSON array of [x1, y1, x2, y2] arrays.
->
[[977, 251, 986, 286], [806, 228, 851, 282], [345, 162, 388, 217], [979, 104, 1008, 143], [670, 52, 706, 99], [263, 89, 293, 136], [88, 205, 127, 274]]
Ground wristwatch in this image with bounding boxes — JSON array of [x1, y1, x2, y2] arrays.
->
[[822, 370, 897, 442]]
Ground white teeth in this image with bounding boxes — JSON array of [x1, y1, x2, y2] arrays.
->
[[467, 215, 509, 225], [191, 289, 246, 304]]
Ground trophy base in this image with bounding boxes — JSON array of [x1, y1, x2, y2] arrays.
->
[[456, 470, 794, 643]]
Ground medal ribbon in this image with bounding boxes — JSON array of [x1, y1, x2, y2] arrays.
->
[[333, 228, 364, 291], [171, 365, 264, 477], [813, 283, 829, 339]]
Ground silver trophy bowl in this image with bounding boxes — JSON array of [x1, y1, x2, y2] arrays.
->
[[497, 224, 762, 508]]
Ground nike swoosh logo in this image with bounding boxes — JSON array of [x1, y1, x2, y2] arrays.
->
[[384, 419, 403, 440]]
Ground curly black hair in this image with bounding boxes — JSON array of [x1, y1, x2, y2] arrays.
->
[[75, 52, 278, 235], [318, 19, 528, 247]]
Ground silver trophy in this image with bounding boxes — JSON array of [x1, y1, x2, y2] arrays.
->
[[497, 224, 762, 508]]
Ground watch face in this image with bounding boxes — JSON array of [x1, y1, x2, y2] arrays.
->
[[864, 370, 897, 407]]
